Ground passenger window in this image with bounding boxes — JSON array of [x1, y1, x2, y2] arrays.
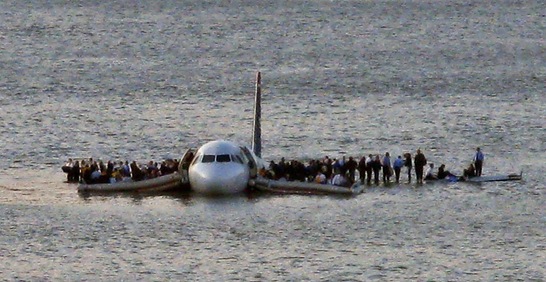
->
[[216, 154, 231, 163], [202, 155, 215, 163]]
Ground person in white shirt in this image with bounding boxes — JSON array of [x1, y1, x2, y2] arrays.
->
[[365, 154, 374, 184], [332, 169, 350, 187], [424, 163, 438, 180]]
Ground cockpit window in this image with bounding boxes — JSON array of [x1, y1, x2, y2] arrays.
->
[[202, 155, 215, 163], [216, 154, 231, 162], [239, 147, 250, 163], [232, 154, 244, 164]]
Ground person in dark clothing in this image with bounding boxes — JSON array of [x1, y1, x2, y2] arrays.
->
[[278, 157, 287, 179], [99, 161, 106, 175], [82, 164, 93, 184], [106, 161, 114, 178], [463, 163, 476, 178], [414, 149, 427, 184], [269, 161, 279, 179], [283, 161, 293, 180], [474, 147, 484, 177], [293, 160, 307, 182], [382, 152, 392, 184], [437, 164, 456, 179], [324, 158, 333, 180], [160, 161, 173, 175], [345, 156, 358, 183], [130, 161, 145, 181], [70, 161, 80, 182], [366, 154, 374, 184], [404, 153, 412, 183], [371, 155, 382, 185], [358, 156, 367, 184], [305, 160, 319, 181]]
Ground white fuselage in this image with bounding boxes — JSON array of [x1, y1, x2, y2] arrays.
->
[[187, 72, 265, 195], [188, 140, 257, 194]]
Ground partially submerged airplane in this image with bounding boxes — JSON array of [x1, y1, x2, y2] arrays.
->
[[185, 72, 362, 195], [78, 72, 361, 195], [78, 72, 266, 194], [77, 72, 521, 194], [186, 72, 266, 194]]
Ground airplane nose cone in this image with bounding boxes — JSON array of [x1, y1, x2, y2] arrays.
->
[[189, 164, 249, 194]]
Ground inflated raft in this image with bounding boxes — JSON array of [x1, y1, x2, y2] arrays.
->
[[77, 172, 184, 192], [250, 177, 364, 195]]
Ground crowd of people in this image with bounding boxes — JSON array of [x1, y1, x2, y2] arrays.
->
[[63, 148, 485, 187], [263, 147, 485, 186], [62, 158, 180, 184]]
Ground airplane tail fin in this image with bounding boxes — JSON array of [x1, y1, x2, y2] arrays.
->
[[252, 71, 262, 158]]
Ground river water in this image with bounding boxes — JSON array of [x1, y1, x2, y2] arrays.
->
[[0, 0, 544, 280]]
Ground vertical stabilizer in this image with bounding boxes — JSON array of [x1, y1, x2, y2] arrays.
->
[[252, 71, 262, 158]]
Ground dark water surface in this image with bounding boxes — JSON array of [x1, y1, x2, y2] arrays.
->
[[0, 0, 544, 280]]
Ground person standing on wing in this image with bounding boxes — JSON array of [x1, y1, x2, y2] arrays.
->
[[366, 154, 374, 184], [358, 156, 367, 184], [474, 147, 484, 177], [414, 149, 427, 184], [371, 155, 382, 185], [404, 153, 412, 183], [382, 152, 392, 184], [393, 155, 404, 183]]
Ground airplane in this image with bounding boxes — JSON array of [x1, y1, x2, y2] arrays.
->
[[186, 72, 267, 194], [79, 71, 520, 195], [77, 72, 362, 195]]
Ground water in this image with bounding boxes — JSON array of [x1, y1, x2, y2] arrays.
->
[[1, 0, 545, 280]]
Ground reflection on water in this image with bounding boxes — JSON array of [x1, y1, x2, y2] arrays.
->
[[77, 189, 194, 205], [0, 169, 544, 280]]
